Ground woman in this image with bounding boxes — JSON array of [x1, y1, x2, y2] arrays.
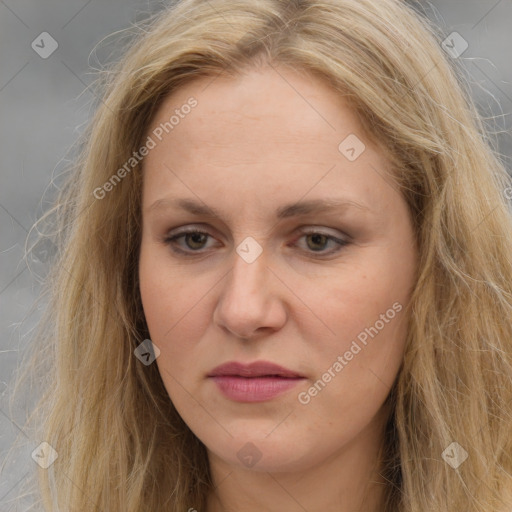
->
[[10, 0, 512, 510]]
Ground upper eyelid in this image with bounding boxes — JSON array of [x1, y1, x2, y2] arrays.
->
[[165, 224, 348, 239]]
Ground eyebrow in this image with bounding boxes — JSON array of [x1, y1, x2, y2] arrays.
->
[[146, 197, 371, 219]]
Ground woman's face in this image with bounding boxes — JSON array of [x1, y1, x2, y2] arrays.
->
[[139, 65, 417, 473]]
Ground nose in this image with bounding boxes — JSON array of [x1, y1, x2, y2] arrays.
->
[[213, 244, 287, 341]]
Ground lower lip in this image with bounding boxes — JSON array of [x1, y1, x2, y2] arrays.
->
[[209, 376, 305, 402]]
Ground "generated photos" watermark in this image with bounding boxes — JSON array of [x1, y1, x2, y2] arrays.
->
[[298, 301, 403, 405], [93, 96, 197, 200]]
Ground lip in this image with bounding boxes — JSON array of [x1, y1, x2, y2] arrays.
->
[[207, 361, 306, 402], [208, 361, 304, 378]]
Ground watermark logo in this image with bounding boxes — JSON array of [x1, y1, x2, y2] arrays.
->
[[441, 441, 468, 469], [236, 236, 263, 264], [31, 237, 57, 265], [31, 441, 58, 468], [441, 32, 468, 59], [237, 442, 262, 468], [31, 32, 58, 59], [134, 339, 160, 365], [338, 133, 366, 162]]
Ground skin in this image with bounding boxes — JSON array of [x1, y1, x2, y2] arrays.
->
[[138, 63, 418, 512]]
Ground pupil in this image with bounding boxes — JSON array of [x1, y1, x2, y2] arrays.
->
[[188, 233, 206, 249], [308, 234, 327, 251]]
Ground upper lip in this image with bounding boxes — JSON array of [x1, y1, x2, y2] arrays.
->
[[208, 361, 304, 378]]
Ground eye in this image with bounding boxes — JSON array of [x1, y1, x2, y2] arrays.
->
[[163, 227, 350, 257], [293, 228, 349, 256], [164, 228, 216, 254]]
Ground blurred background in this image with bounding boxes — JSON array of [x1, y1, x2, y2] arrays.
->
[[1, 0, 511, 509]]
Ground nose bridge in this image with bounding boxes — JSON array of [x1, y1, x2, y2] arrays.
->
[[214, 238, 282, 338], [226, 239, 268, 301]]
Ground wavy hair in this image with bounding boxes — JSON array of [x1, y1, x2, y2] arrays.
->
[[7, 0, 512, 510]]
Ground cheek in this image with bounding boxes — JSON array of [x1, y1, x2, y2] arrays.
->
[[139, 253, 166, 335], [139, 259, 188, 400], [312, 249, 411, 390], [139, 239, 195, 333], [138, 244, 212, 376], [138, 241, 183, 349], [322, 263, 402, 336], [331, 236, 415, 310]]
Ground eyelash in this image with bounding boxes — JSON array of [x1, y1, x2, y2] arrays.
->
[[163, 227, 350, 258]]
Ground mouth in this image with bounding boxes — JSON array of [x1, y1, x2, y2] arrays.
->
[[208, 361, 304, 379], [207, 361, 306, 402], [207, 360, 304, 379]]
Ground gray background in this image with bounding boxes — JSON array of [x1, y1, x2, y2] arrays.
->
[[1, 0, 511, 509]]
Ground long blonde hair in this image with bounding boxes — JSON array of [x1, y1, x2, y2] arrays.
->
[[8, 0, 512, 510]]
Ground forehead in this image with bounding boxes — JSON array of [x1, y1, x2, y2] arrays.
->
[[141, 65, 393, 213], [146, 65, 365, 156]]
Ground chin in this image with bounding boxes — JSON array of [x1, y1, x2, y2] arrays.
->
[[206, 432, 326, 474]]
